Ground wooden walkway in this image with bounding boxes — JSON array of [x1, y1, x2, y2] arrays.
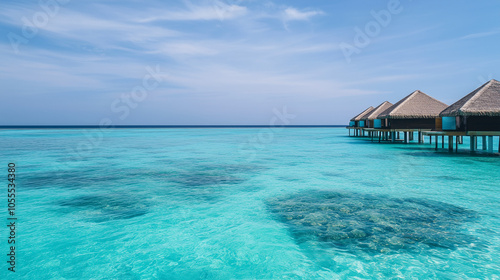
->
[[347, 127, 500, 153]]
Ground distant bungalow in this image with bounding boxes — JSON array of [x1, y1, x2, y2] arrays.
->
[[348, 106, 374, 136], [361, 101, 393, 128], [349, 106, 374, 127]]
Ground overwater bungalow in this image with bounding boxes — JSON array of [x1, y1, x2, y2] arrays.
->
[[349, 106, 374, 127], [361, 101, 393, 128], [438, 79, 500, 152], [378, 90, 448, 130], [376, 90, 448, 143], [440, 79, 500, 131], [348, 106, 374, 136]]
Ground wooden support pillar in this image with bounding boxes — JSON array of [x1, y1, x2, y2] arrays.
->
[[404, 132, 408, 144], [429, 135, 432, 144], [488, 136, 493, 153], [470, 136, 475, 152], [418, 131, 422, 144], [455, 136, 458, 152], [391, 131, 395, 143], [435, 135, 438, 150], [482, 136, 487, 150], [409, 131, 414, 141], [448, 136, 453, 152], [442, 136, 445, 148]]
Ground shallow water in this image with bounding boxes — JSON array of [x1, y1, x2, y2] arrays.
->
[[1, 128, 499, 279]]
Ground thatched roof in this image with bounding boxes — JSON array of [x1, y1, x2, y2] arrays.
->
[[440, 79, 500, 117], [350, 106, 375, 121], [361, 101, 393, 120], [378, 90, 448, 119]]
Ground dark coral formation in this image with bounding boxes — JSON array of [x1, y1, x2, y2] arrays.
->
[[267, 190, 481, 253], [58, 193, 148, 222]]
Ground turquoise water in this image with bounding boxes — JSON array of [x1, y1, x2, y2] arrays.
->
[[1, 128, 499, 279]]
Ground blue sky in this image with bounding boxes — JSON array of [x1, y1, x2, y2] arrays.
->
[[1, 0, 500, 125]]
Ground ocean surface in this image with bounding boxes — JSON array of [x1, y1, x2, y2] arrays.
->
[[1, 127, 499, 279]]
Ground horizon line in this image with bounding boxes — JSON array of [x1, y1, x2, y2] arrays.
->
[[0, 125, 346, 129]]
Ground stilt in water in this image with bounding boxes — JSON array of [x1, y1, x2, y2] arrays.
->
[[482, 136, 487, 150], [470, 136, 475, 152], [448, 136, 453, 152], [488, 136, 493, 153], [442, 136, 445, 148]]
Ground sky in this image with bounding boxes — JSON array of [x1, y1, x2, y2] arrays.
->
[[1, 0, 500, 125]]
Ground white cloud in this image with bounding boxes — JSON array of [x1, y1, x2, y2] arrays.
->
[[150, 42, 219, 56], [283, 7, 323, 21], [139, 2, 247, 22], [460, 30, 500, 40], [0, 7, 182, 54]]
